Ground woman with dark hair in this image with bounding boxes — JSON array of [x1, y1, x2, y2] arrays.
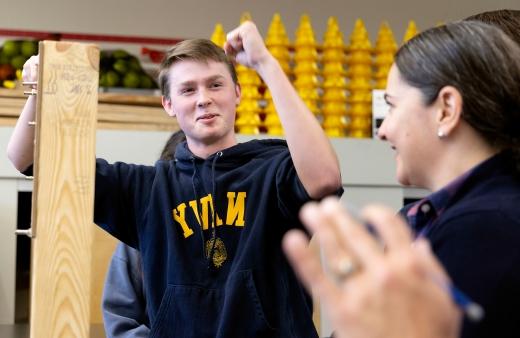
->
[[284, 20, 520, 338], [379, 21, 520, 338]]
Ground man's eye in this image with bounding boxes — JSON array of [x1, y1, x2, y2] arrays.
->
[[180, 88, 194, 94], [211, 82, 223, 88]]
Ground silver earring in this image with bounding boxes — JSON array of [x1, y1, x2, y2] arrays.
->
[[437, 129, 445, 138]]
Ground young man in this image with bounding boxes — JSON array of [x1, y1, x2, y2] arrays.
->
[[7, 22, 341, 337]]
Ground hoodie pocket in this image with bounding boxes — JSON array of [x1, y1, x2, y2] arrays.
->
[[149, 270, 278, 338], [224, 270, 278, 336]]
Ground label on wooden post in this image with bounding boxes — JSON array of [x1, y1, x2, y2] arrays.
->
[[30, 41, 99, 338]]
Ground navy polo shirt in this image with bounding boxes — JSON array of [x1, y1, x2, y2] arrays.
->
[[401, 152, 520, 338]]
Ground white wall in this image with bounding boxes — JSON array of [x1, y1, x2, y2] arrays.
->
[[1, 0, 519, 43]]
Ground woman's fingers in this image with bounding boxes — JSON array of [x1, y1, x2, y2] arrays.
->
[[282, 229, 342, 308], [315, 198, 384, 267], [362, 204, 412, 251]]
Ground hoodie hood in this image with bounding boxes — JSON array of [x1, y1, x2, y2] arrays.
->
[[174, 138, 290, 169]]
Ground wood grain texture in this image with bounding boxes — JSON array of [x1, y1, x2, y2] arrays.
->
[[30, 41, 99, 338]]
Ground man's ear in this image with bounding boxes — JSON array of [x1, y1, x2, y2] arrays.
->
[[162, 96, 176, 117], [435, 86, 463, 137]]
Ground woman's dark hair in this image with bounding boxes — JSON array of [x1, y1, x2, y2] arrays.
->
[[394, 21, 520, 172]]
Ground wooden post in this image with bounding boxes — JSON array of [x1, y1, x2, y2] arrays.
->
[[30, 41, 99, 338]]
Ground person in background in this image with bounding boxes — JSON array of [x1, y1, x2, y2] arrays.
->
[[7, 21, 342, 337], [379, 21, 520, 338], [283, 197, 461, 338], [102, 130, 185, 338], [465, 9, 520, 46]]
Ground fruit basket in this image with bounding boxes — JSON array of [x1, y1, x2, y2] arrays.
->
[[99, 49, 159, 91], [0, 39, 39, 88]]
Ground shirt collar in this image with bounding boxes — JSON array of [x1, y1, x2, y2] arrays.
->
[[406, 152, 507, 235]]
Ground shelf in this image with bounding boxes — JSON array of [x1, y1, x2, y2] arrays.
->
[[0, 88, 177, 131]]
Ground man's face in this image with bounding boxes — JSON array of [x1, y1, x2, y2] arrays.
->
[[162, 60, 241, 149]]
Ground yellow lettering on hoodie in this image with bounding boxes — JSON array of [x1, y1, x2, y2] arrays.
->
[[208, 194, 224, 227], [172, 203, 194, 238], [174, 193, 243, 238], [189, 195, 223, 230], [188, 200, 201, 226], [226, 192, 246, 227]]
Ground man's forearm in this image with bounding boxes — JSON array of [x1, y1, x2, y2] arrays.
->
[[257, 56, 341, 198]]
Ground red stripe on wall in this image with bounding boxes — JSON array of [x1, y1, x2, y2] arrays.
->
[[0, 28, 183, 45]]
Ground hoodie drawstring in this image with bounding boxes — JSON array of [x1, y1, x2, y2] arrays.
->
[[190, 152, 224, 271], [190, 157, 207, 267], [208, 151, 223, 270]]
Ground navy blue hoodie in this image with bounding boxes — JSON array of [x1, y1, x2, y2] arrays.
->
[[94, 139, 328, 338]]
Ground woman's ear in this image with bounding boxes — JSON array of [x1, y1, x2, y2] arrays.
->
[[435, 86, 463, 138], [162, 96, 176, 117]]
